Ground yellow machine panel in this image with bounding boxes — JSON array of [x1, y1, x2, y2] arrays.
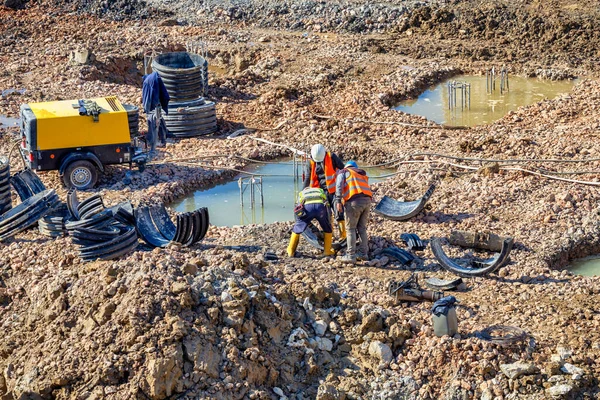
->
[[29, 97, 130, 150]]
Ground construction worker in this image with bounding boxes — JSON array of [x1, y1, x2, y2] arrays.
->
[[287, 187, 334, 258], [335, 160, 373, 264], [303, 144, 346, 239], [142, 71, 170, 156]]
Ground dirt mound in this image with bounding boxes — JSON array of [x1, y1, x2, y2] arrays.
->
[[393, 1, 600, 68]]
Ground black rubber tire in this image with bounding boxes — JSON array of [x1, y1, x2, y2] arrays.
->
[[63, 160, 98, 190]]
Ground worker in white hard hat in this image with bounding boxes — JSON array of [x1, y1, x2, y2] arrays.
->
[[303, 144, 347, 240]]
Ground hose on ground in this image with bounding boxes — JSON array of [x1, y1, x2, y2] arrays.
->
[[7, 139, 26, 169], [144, 143, 600, 186]]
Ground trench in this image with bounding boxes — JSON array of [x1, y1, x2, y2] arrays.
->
[[393, 74, 577, 127], [171, 160, 394, 227]]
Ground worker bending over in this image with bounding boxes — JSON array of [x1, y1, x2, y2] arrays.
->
[[335, 160, 373, 264], [287, 187, 335, 258], [303, 144, 347, 239]]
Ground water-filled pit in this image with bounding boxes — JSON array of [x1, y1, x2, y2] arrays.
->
[[172, 160, 393, 227], [394, 75, 576, 127], [569, 256, 600, 276]]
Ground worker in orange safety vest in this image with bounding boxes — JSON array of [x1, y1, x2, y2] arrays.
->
[[335, 160, 373, 264], [303, 144, 346, 239]]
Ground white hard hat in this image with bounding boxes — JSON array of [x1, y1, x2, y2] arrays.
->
[[311, 144, 326, 162]]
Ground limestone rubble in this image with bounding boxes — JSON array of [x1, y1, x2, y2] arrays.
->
[[1, 0, 600, 399]]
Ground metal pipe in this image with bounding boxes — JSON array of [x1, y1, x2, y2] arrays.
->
[[292, 155, 296, 181], [259, 177, 264, 207], [468, 84, 471, 109], [453, 82, 457, 108]]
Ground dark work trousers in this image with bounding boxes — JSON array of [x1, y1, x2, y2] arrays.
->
[[344, 196, 371, 257], [292, 203, 333, 234], [146, 107, 167, 152]]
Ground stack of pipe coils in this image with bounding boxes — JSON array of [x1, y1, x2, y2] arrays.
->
[[152, 52, 208, 101], [66, 190, 138, 261], [0, 157, 11, 215], [123, 104, 140, 137], [38, 205, 70, 238], [135, 204, 209, 248], [152, 52, 217, 137], [10, 168, 46, 201], [165, 98, 217, 138], [0, 189, 60, 241]]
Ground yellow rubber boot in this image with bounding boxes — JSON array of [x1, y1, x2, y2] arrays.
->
[[338, 220, 347, 240], [287, 233, 300, 257], [323, 232, 335, 256]]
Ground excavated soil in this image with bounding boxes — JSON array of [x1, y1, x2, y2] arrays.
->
[[1, 0, 600, 399]]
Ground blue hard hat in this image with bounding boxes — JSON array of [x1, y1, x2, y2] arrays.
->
[[345, 160, 358, 169]]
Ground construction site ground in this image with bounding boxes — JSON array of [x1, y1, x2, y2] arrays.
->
[[1, 0, 600, 399]]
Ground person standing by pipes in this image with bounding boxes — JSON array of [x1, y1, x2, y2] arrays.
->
[[142, 71, 170, 157], [287, 187, 335, 258], [335, 160, 373, 264], [303, 144, 347, 240]]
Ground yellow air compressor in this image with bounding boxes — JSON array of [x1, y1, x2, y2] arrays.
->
[[19, 96, 147, 189]]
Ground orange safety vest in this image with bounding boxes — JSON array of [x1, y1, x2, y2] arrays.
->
[[310, 152, 337, 194], [342, 167, 372, 203]]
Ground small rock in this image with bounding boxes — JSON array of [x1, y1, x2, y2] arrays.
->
[[69, 48, 95, 65], [368, 341, 393, 363], [191, 257, 206, 267], [171, 281, 188, 294], [480, 389, 493, 400], [360, 312, 383, 336], [559, 192, 572, 202], [560, 363, 584, 376], [547, 384, 573, 397], [221, 291, 233, 302], [500, 362, 538, 379], [316, 383, 344, 400], [182, 263, 198, 275], [287, 327, 308, 348], [313, 320, 328, 336], [158, 18, 179, 26], [316, 337, 333, 352]]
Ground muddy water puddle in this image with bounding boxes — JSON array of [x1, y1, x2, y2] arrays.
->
[[172, 160, 393, 227], [569, 256, 600, 276], [394, 75, 576, 127]]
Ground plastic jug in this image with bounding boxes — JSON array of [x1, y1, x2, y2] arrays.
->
[[432, 296, 458, 337]]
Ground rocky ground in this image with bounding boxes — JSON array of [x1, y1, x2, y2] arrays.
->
[[1, 0, 600, 399]]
